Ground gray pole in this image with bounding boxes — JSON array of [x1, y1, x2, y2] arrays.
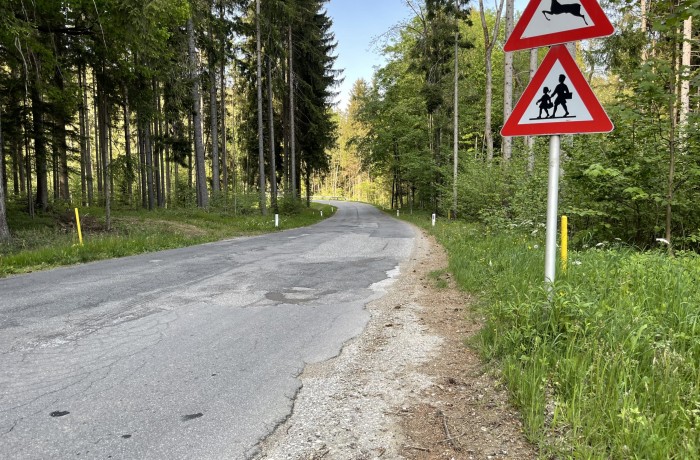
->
[[544, 135, 561, 286]]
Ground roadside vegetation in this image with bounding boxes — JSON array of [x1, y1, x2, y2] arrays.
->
[[0, 199, 334, 278], [400, 211, 700, 459]]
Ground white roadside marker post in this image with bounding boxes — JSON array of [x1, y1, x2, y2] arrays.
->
[[544, 135, 561, 289]]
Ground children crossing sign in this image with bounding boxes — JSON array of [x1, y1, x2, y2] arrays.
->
[[501, 45, 613, 136], [504, 0, 614, 51]]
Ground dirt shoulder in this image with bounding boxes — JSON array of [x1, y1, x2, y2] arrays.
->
[[257, 229, 537, 459]]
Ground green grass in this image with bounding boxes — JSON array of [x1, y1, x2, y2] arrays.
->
[[0, 202, 335, 277], [398, 211, 700, 459]]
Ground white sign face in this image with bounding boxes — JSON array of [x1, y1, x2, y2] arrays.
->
[[521, 0, 595, 38], [516, 60, 594, 126]]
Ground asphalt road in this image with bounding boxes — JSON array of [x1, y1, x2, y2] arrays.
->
[[0, 201, 416, 459]]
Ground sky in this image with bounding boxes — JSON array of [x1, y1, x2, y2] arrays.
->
[[325, 0, 531, 111], [325, 0, 411, 111]]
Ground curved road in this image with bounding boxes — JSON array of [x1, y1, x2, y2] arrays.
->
[[0, 201, 415, 459]]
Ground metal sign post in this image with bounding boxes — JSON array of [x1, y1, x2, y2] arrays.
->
[[544, 135, 561, 286]]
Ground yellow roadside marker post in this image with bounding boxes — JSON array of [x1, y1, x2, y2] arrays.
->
[[561, 215, 568, 273], [74, 208, 84, 246]]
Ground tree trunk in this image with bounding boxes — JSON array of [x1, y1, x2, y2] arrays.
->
[[526, 48, 538, 173], [209, 60, 221, 194], [159, 119, 166, 206], [138, 121, 147, 208], [53, 61, 70, 202], [478, 0, 505, 163], [93, 71, 102, 196], [152, 83, 162, 208], [641, 0, 649, 61], [79, 67, 88, 206], [680, 17, 692, 132], [23, 102, 34, 217], [123, 88, 134, 205], [305, 166, 311, 208], [484, 51, 494, 162], [267, 58, 278, 212], [187, 113, 193, 190], [83, 67, 94, 206], [188, 16, 209, 208], [10, 137, 24, 196], [452, 23, 459, 219], [109, 112, 115, 200], [30, 72, 49, 211], [220, 21, 228, 199], [0, 110, 10, 242], [13, 137, 23, 195], [97, 75, 111, 231], [256, 0, 267, 215], [144, 118, 155, 210], [502, 0, 514, 162], [1, 117, 6, 201], [289, 25, 297, 201], [154, 84, 163, 207], [166, 122, 172, 207], [665, 26, 679, 251], [230, 91, 237, 201]]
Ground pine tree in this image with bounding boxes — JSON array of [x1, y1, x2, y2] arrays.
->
[[291, 0, 339, 206]]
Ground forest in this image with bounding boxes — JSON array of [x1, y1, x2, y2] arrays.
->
[[0, 0, 338, 241], [322, 0, 699, 251]]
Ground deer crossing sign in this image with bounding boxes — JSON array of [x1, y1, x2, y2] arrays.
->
[[504, 0, 614, 52]]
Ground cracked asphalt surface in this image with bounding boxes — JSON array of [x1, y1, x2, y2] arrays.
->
[[0, 201, 415, 459]]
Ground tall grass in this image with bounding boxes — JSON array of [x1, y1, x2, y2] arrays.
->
[[402, 212, 700, 459], [1, 203, 334, 277]]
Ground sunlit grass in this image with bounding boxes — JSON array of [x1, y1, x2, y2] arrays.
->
[[0, 202, 335, 277], [399, 211, 700, 459]]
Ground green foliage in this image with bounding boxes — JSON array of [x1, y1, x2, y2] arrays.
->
[[347, 1, 699, 252]]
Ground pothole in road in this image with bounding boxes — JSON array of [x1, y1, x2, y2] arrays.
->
[[265, 288, 337, 305], [181, 413, 204, 422]]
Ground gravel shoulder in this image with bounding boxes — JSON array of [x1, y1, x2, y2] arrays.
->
[[257, 228, 537, 460]]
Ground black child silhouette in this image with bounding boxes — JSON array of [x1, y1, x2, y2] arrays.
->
[[535, 87, 553, 119], [550, 74, 571, 118]]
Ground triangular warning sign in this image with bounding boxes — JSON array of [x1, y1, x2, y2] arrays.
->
[[504, 0, 614, 52], [501, 45, 613, 137]]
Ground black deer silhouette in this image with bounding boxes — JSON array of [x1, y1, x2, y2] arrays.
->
[[542, 0, 589, 25]]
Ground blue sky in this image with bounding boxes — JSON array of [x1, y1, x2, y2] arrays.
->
[[325, 0, 530, 110], [325, 0, 411, 110]]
